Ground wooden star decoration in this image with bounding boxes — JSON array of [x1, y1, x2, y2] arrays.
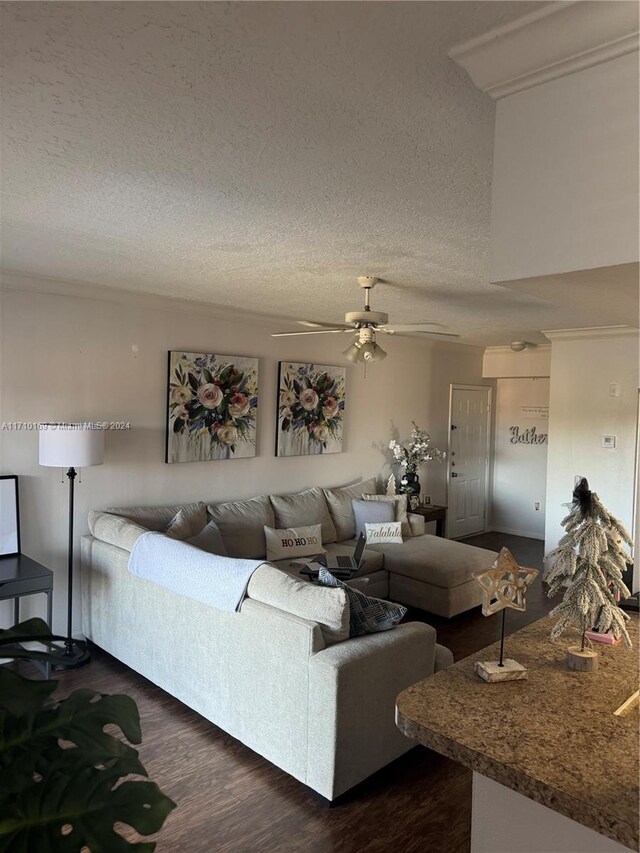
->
[[472, 547, 539, 617]]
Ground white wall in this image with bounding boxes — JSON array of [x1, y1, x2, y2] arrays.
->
[[491, 377, 549, 540], [0, 278, 485, 634], [491, 52, 639, 282], [544, 332, 639, 555], [483, 346, 550, 379]]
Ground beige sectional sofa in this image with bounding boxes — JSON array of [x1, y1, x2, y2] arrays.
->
[[82, 476, 497, 800]]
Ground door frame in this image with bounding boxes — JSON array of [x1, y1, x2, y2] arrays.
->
[[447, 384, 494, 539]]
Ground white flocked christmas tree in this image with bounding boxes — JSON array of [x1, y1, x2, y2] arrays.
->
[[544, 478, 632, 650]]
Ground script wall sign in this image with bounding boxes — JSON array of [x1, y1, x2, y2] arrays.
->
[[509, 425, 548, 445]]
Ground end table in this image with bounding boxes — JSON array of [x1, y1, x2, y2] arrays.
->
[[0, 554, 54, 678], [411, 505, 447, 537]]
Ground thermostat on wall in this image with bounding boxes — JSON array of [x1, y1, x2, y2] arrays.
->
[[602, 435, 616, 449]]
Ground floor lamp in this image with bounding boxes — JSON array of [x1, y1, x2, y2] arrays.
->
[[39, 423, 105, 669]]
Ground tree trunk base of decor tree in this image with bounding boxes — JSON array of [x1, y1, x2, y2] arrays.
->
[[566, 646, 598, 672], [474, 659, 528, 682]]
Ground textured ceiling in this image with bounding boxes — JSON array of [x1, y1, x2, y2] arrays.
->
[[2, 0, 629, 346]]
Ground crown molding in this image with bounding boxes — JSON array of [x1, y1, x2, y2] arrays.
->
[[483, 344, 551, 354], [449, 1, 640, 100], [542, 325, 639, 342], [0, 269, 298, 329]]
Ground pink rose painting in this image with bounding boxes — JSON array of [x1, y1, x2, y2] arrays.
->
[[166, 351, 258, 463], [276, 362, 346, 457]]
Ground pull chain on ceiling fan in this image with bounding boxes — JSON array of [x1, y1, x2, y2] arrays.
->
[[271, 276, 459, 368]]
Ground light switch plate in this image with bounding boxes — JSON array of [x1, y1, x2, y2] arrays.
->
[[602, 435, 616, 449]]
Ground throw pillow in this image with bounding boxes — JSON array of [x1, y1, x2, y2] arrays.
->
[[264, 524, 326, 562], [186, 520, 228, 556], [351, 498, 395, 540], [362, 493, 411, 537], [165, 507, 203, 540], [269, 488, 338, 544], [322, 476, 378, 540], [317, 568, 407, 636], [364, 521, 403, 545], [105, 501, 207, 533], [207, 495, 275, 559]]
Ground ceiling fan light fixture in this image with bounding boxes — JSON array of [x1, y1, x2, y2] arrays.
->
[[373, 343, 387, 361], [359, 341, 387, 362], [343, 341, 363, 363]]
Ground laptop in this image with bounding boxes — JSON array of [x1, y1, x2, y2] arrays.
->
[[295, 533, 366, 580]]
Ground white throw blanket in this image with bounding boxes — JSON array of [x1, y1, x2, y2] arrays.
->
[[128, 532, 265, 613]]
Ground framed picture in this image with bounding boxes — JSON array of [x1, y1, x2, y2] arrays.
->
[[0, 475, 21, 557], [276, 362, 346, 457], [409, 495, 421, 511], [165, 351, 259, 463]]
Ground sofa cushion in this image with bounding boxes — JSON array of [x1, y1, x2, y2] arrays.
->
[[323, 477, 377, 541], [317, 569, 406, 636], [352, 498, 394, 540], [324, 541, 385, 576], [270, 488, 338, 544], [186, 520, 227, 556], [269, 542, 385, 579], [104, 501, 207, 534], [408, 512, 426, 536], [264, 524, 325, 562], [366, 534, 497, 589], [88, 511, 149, 552], [246, 564, 349, 645], [363, 493, 411, 537], [207, 495, 275, 559], [165, 507, 207, 540]]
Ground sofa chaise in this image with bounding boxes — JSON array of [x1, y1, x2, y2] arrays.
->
[[82, 476, 497, 800]]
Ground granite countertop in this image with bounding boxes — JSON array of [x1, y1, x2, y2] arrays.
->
[[396, 615, 639, 850]]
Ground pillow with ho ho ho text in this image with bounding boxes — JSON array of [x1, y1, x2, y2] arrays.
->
[[264, 524, 326, 563], [364, 521, 404, 545]]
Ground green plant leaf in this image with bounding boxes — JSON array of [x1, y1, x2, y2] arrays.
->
[[0, 627, 174, 851], [0, 761, 175, 852], [0, 668, 56, 717], [1, 688, 147, 800], [0, 618, 54, 646]]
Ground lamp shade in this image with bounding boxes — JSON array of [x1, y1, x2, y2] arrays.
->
[[39, 423, 105, 467], [343, 342, 363, 363]]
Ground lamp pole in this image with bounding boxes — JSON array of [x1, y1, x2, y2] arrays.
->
[[63, 466, 77, 658]]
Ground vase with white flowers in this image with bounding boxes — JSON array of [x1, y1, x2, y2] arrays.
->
[[388, 423, 446, 499]]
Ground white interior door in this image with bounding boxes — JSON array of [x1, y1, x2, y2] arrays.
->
[[448, 385, 492, 539]]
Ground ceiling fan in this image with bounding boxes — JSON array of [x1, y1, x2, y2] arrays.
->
[[271, 276, 459, 364]]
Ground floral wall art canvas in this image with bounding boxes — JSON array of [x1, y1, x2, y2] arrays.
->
[[276, 362, 346, 457], [166, 351, 258, 463]]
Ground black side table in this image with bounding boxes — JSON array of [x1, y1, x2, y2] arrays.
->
[[0, 554, 54, 678]]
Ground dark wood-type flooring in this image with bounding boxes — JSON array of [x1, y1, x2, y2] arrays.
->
[[30, 534, 550, 852]]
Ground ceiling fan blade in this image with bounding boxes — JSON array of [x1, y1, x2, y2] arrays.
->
[[378, 327, 460, 339], [381, 323, 448, 332], [297, 320, 345, 328], [271, 328, 353, 337]]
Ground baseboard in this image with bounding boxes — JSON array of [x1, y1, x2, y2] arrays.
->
[[488, 526, 544, 541]]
